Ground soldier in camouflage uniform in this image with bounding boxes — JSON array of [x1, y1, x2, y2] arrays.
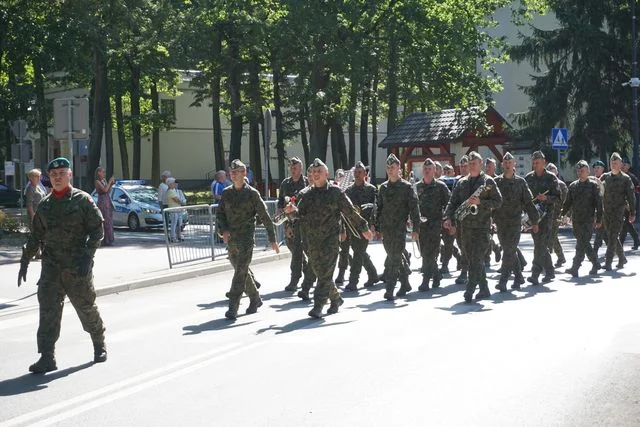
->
[[444, 152, 502, 303], [217, 160, 279, 320], [18, 157, 107, 374], [561, 161, 603, 278], [601, 152, 636, 270], [493, 152, 539, 291], [546, 163, 568, 267], [525, 151, 561, 285], [344, 162, 379, 291], [375, 154, 421, 300], [416, 158, 450, 291], [454, 155, 470, 285], [438, 172, 461, 274], [285, 158, 371, 318], [279, 157, 314, 292], [620, 158, 640, 250], [591, 160, 608, 256]]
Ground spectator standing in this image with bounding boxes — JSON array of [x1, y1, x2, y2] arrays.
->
[[158, 170, 171, 209], [166, 177, 184, 242], [26, 169, 46, 224], [94, 166, 115, 246], [211, 170, 227, 203]]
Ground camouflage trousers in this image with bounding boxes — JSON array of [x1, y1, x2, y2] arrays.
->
[[285, 221, 312, 285], [547, 221, 566, 263], [419, 222, 441, 281], [531, 218, 554, 278], [619, 210, 639, 247], [570, 221, 597, 268], [227, 242, 259, 300], [495, 220, 523, 279], [440, 229, 460, 269], [455, 223, 469, 271], [593, 225, 608, 253], [343, 236, 378, 284], [36, 264, 105, 354], [307, 239, 341, 305], [603, 214, 626, 265], [382, 228, 410, 287], [460, 227, 490, 296]]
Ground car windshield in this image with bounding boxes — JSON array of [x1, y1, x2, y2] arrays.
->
[[126, 187, 159, 204]]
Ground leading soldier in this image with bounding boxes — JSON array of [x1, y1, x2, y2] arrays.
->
[[18, 157, 107, 374], [561, 161, 603, 278], [375, 154, 421, 300], [444, 151, 502, 303], [415, 158, 450, 291], [285, 159, 372, 318], [493, 152, 539, 291], [601, 153, 636, 270], [524, 151, 561, 285], [217, 160, 279, 320]]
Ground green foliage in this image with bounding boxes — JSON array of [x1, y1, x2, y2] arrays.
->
[[0, 210, 21, 234]]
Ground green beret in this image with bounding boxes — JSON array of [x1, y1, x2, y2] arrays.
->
[[592, 160, 605, 168], [503, 152, 514, 161], [354, 161, 366, 171], [576, 160, 589, 169], [610, 152, 622, 162], [423, 158, 435, 167], [311, 158, 326, 168], [289, 157, 302, 165], [468, 151, 482, 162], [47, 157, 71, 171], [459, 155, 469, 164], [386, 154, 400, 166], [532, 151, 545, 160], [230, 159, 246, 170]]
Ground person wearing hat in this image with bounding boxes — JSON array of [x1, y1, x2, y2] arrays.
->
[[590, 160, 608, 255], [619, 157, 640, 250], [444, 151, 503, 303], [546, 163, 568, 268], [18, 157, 107, 373], [524, 150, 561, 285], [415, 158, 451, 291], [343, 161, 379, 291], [284, 158, 371, 317], [453, 154, 471, 285], [600, 153, 636, 269], [158, 170, 172, 209], [434, 161, 443, 179], [560, 161, 603, 278], [217, 159, 279, 320], [374, 153, 421, 300], [492, 152, 539, 291], [278, 157, 315, 293]]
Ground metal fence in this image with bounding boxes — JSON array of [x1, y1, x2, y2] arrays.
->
[[163, 200, 285, 268]]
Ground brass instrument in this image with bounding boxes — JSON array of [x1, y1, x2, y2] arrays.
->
[[273, 196, 294, 225], [455, 184, 492, 222]]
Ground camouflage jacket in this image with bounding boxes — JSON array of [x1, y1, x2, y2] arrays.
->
[[493, 173, 539, 226], [561, 178, 603, 224], [554, 179, 568, 217], [524, 170, 561, 222], [601, 171, 636, 216], [278, 176, 308, 209], [345, 181, 377, 223], [444, 173, 502, 229], [294, 182, 368, 246], [375, 179, 421, 233], [22, 187, 104, 268], [415, 179, 450, 221], [216, 183, 276, 244]]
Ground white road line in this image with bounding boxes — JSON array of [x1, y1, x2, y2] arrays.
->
[[0, 342, 261, 427]]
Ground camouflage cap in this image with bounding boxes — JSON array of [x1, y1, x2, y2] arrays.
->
[[311, 158, 327, 168], [434, 161, 442, 168], [386, 153, 400, 166], [229, 159, 246, 170], [592, 160, 605, 168], [468, 151, 482, 162], [610, 152, 622, 162], [503, 152, 514, 161], [47, 157, 71, 171], [459, 155, 469, 164], [532, 151, 545, 160], [423, 158, 436, 167], [485, 157, 496, 165], [575, 160, 589, 169], [443, 164, 453, 170], [289, 156, 302, 165], [354, 161, 367, 171]]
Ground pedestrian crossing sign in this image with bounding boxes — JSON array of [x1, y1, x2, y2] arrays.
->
[[551, 128, 568, 149]]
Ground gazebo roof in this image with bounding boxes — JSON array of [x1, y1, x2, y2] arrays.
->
[[379, 106, 509, 148]]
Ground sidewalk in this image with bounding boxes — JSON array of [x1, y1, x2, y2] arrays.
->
[[0, 229, 289, 316]]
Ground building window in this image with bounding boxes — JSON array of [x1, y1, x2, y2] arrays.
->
[[160, 99, 176, 121]]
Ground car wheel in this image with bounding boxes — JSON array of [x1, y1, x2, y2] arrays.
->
[[128, 213, 141, 231]]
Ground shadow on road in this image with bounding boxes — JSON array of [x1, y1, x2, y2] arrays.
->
[[268, 298, 311, 312], [405, 283, 464, 301], [261, 290, 295, 301], [436, 301, 492, 315], [196, 300, 228, 310], [182, 318, 257, 335], [255, 318, 354, 335], [356, 300, 409, 312], [0, 362, 94, 396]]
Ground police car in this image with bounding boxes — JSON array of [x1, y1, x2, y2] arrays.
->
[[91, 180, 186, 231]]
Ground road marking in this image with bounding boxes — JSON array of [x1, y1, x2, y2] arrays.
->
[[0, 342, 263, 427]]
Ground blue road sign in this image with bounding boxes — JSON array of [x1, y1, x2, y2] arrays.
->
[[551, 128, 568, 149]]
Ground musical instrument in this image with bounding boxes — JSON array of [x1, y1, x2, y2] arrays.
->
[[521, 190, 549, 230], [455, 184, 492, 222], [273, 196, 294, 225]]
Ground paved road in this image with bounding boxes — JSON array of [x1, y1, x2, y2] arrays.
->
[[1, 233, 639, 426]]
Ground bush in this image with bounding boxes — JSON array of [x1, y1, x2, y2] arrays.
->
[[184, 190, 212, 206], [0, 210, 21, 233]]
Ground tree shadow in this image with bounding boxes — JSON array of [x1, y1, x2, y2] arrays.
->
[[182, 318, 257, 335], [0, 362, 94, 396], [356, 300, 409, 312], [436, 301, 492, 315], [255, 318, 354, 335]]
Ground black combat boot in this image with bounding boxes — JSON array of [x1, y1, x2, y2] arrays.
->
[[344, 276, 358, 292], [363, 276, 378, 288], [527, 274, 540, 286], [616, 257, 628, 269], [418, 275, 430, 292], [396, 276, 412, 297], [93, 342, 107, 363], [554, 257, 566, 268], [512, 272, 525, 289], [327, 296, 344, 315], [225, 298, 241, 320], [383, 282, 396, 301], [334, 268, 346, 285], [308, 301, 324, 318], [432, 274, 441, 289], [455, 270, 468, 285], [565, 266, 579, 278], [284, 279, 299, 292], [541, 273, 555, 283], [494, 244, 502, 263], [463, 290, 473, 304], [495, 275, 508, 293], [439, 265, 450, 275], [246, 296, 263, 314], [604, 261, 613, 271], [29, 352, 57, 374], [589, 262, 601, 275], [297, 289, 311, 301], [475, 282, 491, 299]]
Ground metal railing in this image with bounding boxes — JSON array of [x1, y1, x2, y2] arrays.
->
[[163, 200, 285, 268]]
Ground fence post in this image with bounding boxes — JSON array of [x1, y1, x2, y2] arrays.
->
[[163, 209, 173, 269], [209, 204, 216, 261]]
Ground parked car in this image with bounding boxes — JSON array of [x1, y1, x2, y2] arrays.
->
[[91, 180, 187, 231], [0, 184, 22, 207]]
